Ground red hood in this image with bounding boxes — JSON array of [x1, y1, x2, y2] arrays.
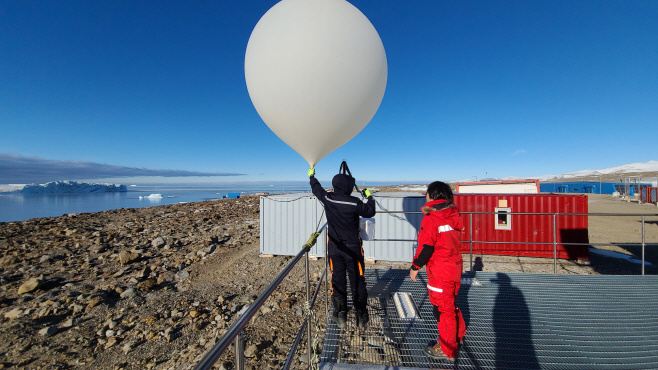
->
[[421, 199, 462, 229]]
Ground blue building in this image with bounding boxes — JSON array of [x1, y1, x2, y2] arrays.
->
[[540, 181, 652, 195]]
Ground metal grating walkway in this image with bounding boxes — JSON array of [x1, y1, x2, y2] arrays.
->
[[319, 269, 658, 370]]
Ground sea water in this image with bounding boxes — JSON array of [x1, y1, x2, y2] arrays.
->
[[0, 184, 310, 222]]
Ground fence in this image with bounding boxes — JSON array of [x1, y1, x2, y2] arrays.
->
[[375, 211, 658, 275]]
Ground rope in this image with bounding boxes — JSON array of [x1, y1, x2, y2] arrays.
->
[[372, 196, 408, 222], [304, 278, 324, 370], [264, 195, 309, 203]]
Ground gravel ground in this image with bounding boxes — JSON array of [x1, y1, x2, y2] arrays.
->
[[1, 192, 656, 369]]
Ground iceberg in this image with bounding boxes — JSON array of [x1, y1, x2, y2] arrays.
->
[[12, 181, 127, 194], [139, 193, 163, 199]]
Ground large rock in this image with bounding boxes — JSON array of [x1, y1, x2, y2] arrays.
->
[[118, 251, 139, 265], [135, 266, 151, 279], [38, 326, 58, 337], [18, 278, 42, 294], [120, 288, 135, 299], [177, 270, 189, 281], [105, 336, 118, 349], [137, 279, 156, 291], [4, 308, 23, 319], [86, 297, 103, 311], [244, 344, 258, 358], [152, 237, 166, 248], [157, 271, 176, 285], [122, 341, 136, 353], [280, 298, 296, 310]]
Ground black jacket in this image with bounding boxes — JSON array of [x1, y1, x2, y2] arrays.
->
[[310, 174, 376, 246]]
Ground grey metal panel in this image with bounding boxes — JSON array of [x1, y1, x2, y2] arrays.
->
[[364, 193, 425, 262], [261, 192, 424, 261], [260, 193, 326, 257]]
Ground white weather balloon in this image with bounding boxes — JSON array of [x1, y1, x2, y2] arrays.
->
[[245, 0, 387, 167]]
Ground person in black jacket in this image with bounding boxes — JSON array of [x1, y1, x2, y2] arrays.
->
[[309, 167, 376, 328]]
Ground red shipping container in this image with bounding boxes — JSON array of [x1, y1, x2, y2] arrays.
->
[[453, 193, 589, 260]]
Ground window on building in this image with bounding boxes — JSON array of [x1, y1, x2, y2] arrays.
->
[[495, 207, 511, 230]]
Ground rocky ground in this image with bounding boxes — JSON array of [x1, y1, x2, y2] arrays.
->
[[0, 196, 327, 369], [1, 192, 657, 369]]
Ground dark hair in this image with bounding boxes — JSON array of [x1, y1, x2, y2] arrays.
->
[[426, 181, 453, 201]]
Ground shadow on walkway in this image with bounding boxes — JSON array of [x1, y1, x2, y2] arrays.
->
[[492, 273, 539, 369]]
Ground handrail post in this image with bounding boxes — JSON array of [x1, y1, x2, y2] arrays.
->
[[642, 216, 645, 276], [306, 247, 312, 369], [235, 331, 244, 370], [469, 213, 473, 271], [553, 214, 557, 274]]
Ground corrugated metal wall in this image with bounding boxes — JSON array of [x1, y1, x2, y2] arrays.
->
[[260, 192, 423, 261], [260, 193, 327, 257], [456, 193, 589, 259], [363, 193, 424, 262], [260, 192, 589, 261]]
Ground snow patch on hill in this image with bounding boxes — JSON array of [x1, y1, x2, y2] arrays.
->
[[533, 160, 658, 180]]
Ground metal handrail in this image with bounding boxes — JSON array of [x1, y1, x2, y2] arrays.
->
[[373, 210, 657, 275], [371, 239, 658, 246], [193, 224, 327, 370], [377, 211, 658, 216]]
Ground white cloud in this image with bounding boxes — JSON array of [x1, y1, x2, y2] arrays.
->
[[0, 153, 245, 184], [513, 149, 526, 155]]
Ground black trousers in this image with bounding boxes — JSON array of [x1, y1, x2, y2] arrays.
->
[[328, 239, 368, 312]]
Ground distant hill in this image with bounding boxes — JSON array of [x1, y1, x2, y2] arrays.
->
[[488, 161, 658, 183], [532, 160, 658, 182]]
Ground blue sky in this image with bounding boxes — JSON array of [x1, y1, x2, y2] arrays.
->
[[1, 0, 656, 184]]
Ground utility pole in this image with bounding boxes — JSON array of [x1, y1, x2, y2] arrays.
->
[[599, 176, 602, 194]]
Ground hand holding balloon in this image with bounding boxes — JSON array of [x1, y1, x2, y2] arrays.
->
[[308, 167, 315, 178]]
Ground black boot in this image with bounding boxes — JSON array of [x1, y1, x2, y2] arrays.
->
[[356, 307, 369, 328], [331, 297, 347, 330]]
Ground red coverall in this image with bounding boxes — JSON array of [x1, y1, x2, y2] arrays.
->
[[411, 199, 466, 359]]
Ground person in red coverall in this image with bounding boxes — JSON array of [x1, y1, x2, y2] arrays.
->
[[409, 181, 466, 362]]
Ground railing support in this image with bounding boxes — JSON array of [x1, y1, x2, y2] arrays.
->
[[642, 216, 645, 276], [325, 230, 329, 318], [305, 249, 312, 369], [469, 213, 473, 271], [235, 331, 244, 370], [553, 214, 557, 274]]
